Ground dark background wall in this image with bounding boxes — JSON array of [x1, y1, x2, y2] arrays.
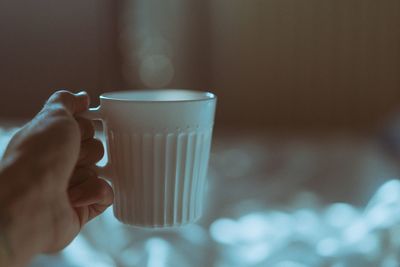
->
[[209, 0, 400, 132], [0, 0, 399, 133], [0, 0, 122, 117]]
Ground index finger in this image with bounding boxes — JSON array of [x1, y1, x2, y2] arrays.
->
[[46, 90, 90, 114]]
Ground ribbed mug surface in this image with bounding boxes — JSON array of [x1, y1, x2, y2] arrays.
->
[[108, 128, 213, 227]]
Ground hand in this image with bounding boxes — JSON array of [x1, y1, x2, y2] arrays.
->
[[0, 90, 114, 267]]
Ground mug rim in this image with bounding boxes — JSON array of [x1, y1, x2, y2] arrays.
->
[[100, 89, 217, 103]]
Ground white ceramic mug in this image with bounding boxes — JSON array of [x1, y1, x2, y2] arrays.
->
[[81, 89, 217, 227]]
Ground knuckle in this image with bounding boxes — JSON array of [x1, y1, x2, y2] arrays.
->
[[46, 116, 79, 137], [53, 90, 73, 101], [46, 90, 75, 112], [96, 181, 110, 199], [47, 106, 70, 118], [76, 117, 95, 139]]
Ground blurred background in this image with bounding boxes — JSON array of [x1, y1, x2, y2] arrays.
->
[[1, 0, 400, 266], [1, 0, 400, 133]]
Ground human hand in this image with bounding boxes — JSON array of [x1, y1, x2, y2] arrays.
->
[[0, 90, 114, 267]]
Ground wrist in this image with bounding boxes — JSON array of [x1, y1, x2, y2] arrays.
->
[[0, 222, 14, 266]]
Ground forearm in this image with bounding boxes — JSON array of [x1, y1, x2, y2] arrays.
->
[[0, 155, 51, 267]]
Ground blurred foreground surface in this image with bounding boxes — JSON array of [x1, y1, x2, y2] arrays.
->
[[1, 124, 400, 267]]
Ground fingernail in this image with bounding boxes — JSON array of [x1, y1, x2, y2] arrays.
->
[[75, 91, 90, 107], [75, 91, 88, 96]]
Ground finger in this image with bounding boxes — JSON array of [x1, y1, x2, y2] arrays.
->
[[78, 138, 104, 166], [69, 167, 97, 188], [46, 90, 90, 114], [87, 201, 112, 222], [75, 117, 95, 141], [72, 178, 114, 226], [69, 177, 114, 208]]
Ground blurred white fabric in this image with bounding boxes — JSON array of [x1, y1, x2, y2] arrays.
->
[[1, 125, 400, 267]]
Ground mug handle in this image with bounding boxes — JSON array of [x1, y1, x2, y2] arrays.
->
[[79, 106, 112, 181]]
